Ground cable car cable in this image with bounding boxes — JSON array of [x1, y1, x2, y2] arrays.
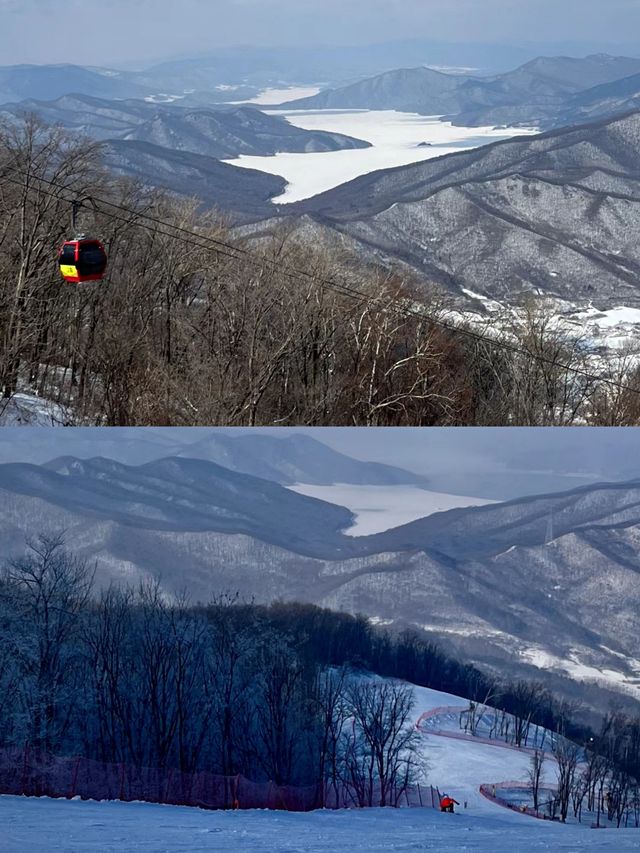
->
[[2, 168, 640, 399]]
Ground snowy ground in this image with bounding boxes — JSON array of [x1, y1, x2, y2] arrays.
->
[[565, 305, 640, 352], [224, 110, 538, 203], [0, 393, 70, 426], [519, 645, 640, 702], [5, 795, 640, 853], [288, 484, 496, 536], [445, 292, 640, 360], [2, 684, 637, 851]]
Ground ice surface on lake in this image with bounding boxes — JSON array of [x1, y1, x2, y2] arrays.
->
[[224, 110, 538, 203], [235, 86, 323, 105], [288, 483, 496, 535]]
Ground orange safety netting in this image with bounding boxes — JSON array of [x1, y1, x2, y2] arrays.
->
[[0, 747, 442, 813]]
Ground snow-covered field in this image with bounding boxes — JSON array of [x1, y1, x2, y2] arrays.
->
[[224, 110, 538, 203], [2, 684, 637, 852], [288, 484, 496, 536]]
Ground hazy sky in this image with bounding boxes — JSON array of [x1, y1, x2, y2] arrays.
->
[[2, 0, 640, 66]]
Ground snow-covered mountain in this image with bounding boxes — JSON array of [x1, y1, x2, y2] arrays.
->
[[2, 455, 355, 557], [0, 456, 639, 713], [284, 55, 640, 127], [0, 64, 145, 103], [0, 94, 369, 158], [0, 430, 427, 486], [283, 55, 640, 130], [0, 94, 368, 221], [102, 139, 287, 218], [266, 109, 640, 308], [173, 432, 429, 486]]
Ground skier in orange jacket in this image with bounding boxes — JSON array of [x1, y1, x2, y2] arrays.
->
[[440, 795, 460, 813]]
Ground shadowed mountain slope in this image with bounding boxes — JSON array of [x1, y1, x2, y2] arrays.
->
[[0, 94, 369, 158], [262, 110, 640, 306], [0, 457, 639, 711]]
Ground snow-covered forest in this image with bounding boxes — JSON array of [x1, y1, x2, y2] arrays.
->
[[2, 117, 640, 427], [1, 534, 640, 816]]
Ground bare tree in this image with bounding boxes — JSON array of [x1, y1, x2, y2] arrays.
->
[[528, 749, 545, 812], [344, 680, 421, 807], [2, 533, 93, 751], [555, 740, 580, 822], [314, 667, 349, 807]]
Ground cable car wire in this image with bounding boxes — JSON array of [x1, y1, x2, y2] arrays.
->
[[1, 167, 640, 399]]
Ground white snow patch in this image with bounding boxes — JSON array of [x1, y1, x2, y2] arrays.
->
[[425, 65, 481, 75], [287, 483, 497, 536], [460, 288, 504, 312], [144, 93, 187, 103], [223, 110, 539, 203], [573, 306, 640, 330], [0, 393, 69, 426], [443, 293, 640, 358], [520, 645, 640, 700], [419, 624, 508, 641]]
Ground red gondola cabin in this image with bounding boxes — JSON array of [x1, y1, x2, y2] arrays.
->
[[58, 239, 107, 283]]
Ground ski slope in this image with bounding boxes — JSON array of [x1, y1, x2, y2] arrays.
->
[[1, 685, 637, 851], [3, 794, 638, 852]]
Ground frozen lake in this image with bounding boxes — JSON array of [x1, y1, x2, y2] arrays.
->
[[288, 483, 496, 536], [235, 86, 323, 105], [224, 110, 538, 203]]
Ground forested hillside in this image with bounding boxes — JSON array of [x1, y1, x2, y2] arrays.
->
[[1, 117, 639, 427], [2, 534, 639, 796]]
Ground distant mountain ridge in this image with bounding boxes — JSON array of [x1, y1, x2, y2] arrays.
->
[[0, 64, 146, 104], [0, 430, 429, 486], [172, 432, 429, 486], [101, 139, 286, 220], [0, 94, 369, 159], [4, 455, 355, 557], [283, 55, 640, 130], [0, 41, 544, 106]]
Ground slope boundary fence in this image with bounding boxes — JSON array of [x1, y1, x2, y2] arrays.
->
[[0, 747, 441, 813], [416, 706, 554, 758], [480, 781, 553, 821]]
